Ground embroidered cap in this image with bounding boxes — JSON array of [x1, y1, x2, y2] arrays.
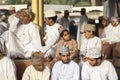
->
[[9, 6, 15, 10], [84, 24, 95, 32], [59, 46, 69, 55], [86, 48, 101, 58], [44, 10, 56, 18]]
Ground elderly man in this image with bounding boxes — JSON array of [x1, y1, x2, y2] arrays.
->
[[0, 9, 42, 58], [51, 46, 80, 80], [82, 48, 118, 80], [101, 16, 120, 59], [0, 50, 17, 80], [22, 52, 50, 80]]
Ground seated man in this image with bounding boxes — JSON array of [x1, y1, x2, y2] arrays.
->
[[22, 52, 50, 80], [82, 48, 118, 80], [40, 10, 63, 61], [0, 50, 17, 80], [101, 16, 120, 59], [51, 46, 80, 80], [0, 8, 42, 58]]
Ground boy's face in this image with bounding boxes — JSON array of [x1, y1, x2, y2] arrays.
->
[[44, 18, 51, 25], [61, 54, 70, 64], [84, 31, 93, 39], [63, 31, 70, 41]]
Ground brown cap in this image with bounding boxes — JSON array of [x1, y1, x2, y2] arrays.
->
[[9, 6, 15, 10], [84, 24, 95, 32]]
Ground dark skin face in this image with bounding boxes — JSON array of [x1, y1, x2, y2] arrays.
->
[[32, 59, 45, 72], [62, 31, 71, 41], [60, 54, 70, 64], [87, 57, 101, 66], [33, 62, 45, 72]]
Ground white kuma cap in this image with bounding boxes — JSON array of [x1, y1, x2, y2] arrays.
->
[[59, 46, 69, 55], [86, 48, 101, 58], [44, 10, 56, 18]]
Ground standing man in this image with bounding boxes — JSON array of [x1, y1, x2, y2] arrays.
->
[[0, 50, 17, 80], [77, 8, 88, 49], [58, 10, 70, 30], [8, 6, 16, 24], [51, 46, 80, 80], [82, 48, 118, 80]]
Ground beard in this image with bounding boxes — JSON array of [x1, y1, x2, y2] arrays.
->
[[62, 60, 70, 64]]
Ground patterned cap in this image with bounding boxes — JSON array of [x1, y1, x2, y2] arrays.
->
[[59, 46, 69, 55], [9, 6, 15, 10], [44, 10, 56, 18], [86, 48, 101, 58], [84, 24, 95, 31]]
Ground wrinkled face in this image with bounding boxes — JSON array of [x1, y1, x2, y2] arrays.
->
[[84, 31, 93, 39], [61, 54, 70, 64], [33, 62, 44, 72], [20, 12, 31, 24], [111, 21, 118, 27], [62, 31, 70, 41], [87, 58, 97, 66]]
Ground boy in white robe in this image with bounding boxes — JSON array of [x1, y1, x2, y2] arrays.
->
[[40, 10, 63, 60], [0, 50, 17, 80], [82, 48, 118, 80], [22, 52, 50, 80], [80, 24, 102, 56], [51, 46, 80, 80]]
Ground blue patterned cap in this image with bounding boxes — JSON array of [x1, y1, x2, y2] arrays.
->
[[59, 46, 69, 55]]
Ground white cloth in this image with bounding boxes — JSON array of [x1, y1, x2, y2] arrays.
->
[[0, 21, 8, 35], [1, 17, 42, 58], [40, 23, 62, 57], [82, 60, 118, 80], [22, 65, 50, 80], [77, 15, 88, 49], [101, 24, 120, 44], [51, 60, 80, 80], [0, 57, 17, 80], [58, 16, 69, 30], [80, 36, 102, 55]]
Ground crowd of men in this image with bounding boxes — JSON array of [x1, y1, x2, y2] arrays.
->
[[0, 2, 119, 80]]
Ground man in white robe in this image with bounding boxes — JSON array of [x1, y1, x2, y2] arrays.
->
[[22, 52, 50, 80], [0, 9, 42, 58], [0, 50, 17, 80], [40, 10, 63, 59], [101, 16, 120, 59], [51, 46, 80, 80], [82, 48, 118, 80]]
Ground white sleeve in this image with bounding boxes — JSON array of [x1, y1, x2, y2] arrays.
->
[[43, 67, 50, 80], [9, 17, 19, 32], [108, 62, 118, 80], [51, 63, 59, 80], [73, 64, 80, 80], [81, 62, 90, 80], [6, 58, 17, 80], [40, 30, 60, 53], [22, 67, 30, 80]]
